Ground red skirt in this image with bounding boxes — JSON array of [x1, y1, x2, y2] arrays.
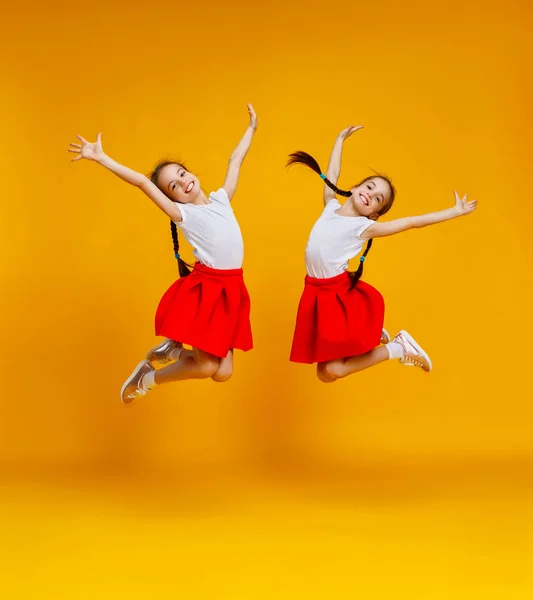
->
[[290, 272, 384, 364], [155, 262, 253, 358]]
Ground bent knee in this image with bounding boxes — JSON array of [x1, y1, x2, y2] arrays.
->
[[317, 363, 337, 383], [195, 358, 220, 379], [211, 369, 232, 383]]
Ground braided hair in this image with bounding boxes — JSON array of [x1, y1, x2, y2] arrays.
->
[[149, 160, 192, 278], [287, 151, 395, 289]]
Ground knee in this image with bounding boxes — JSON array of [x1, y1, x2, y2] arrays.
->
[[317, 363, 337, 383], [195, 358, 219, 379], [211, 369, 232, 383]]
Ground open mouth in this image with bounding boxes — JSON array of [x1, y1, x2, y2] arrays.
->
[[359, 194, 369, 207], [185, 181, 194, 193]]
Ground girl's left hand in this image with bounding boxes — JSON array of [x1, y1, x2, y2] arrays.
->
[[454, 190, 478, 216], [338, 125, 363, 140], [247, 103, 258, 130]]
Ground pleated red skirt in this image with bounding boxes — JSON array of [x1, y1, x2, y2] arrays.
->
[[290, 272, 384, 364], [155, 262, 253, 358]]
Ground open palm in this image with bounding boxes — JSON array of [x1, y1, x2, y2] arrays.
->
[[69, 133, 104, 162]]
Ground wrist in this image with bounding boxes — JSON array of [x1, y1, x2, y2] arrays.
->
[[452, 206, 463, 218]]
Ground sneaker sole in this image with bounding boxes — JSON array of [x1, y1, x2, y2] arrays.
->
[[399, 330, 433, 372], [120, 360, 151, 404], [381, 328, 391, 344]]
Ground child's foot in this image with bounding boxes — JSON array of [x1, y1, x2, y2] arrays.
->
[[380, 328, 391, 345], [146, 339, 183, 366], [121, 360, 155, 404], [393, 330, 432, 372]]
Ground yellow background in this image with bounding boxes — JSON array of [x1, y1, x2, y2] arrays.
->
[[1, 0, 532, 597]]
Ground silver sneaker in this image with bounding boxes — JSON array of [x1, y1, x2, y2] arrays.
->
[[380, 328, 391, 345], [394, 330, 432, 372], [120, 360, 155, 404], [146, 338, 183, 366]]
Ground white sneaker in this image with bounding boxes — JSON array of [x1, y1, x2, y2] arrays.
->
[[380, 328, 391, 345], [393, 330, 432, 372], [146, 338, 183, 366], [120, 360, 155, 404]]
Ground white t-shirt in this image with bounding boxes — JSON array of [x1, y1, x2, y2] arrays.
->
[[305, 200, 374, 279], [175, 188, 244, 270]]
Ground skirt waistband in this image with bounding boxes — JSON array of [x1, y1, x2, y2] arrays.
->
[[193, 262, 244, 277], [304, 271, 349, 287]]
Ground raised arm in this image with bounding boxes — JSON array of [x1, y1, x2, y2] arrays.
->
[[361, 191, 478, 239], [69, 133, 183, 222], [222, 104, 258, 201], [323, 125, 363, 206]]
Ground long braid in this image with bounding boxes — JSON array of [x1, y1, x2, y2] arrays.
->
[[287, 151, 396, 291], [149, 159, 192, 278], [170, 220, 192, 277], [349, 238, 373, 290], [287, 151, 352, 197]]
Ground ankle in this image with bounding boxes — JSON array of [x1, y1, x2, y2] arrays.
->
[[385, 341, 404, 360]]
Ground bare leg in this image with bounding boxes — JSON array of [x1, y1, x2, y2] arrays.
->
[[176, 348, 193, 362], [154, 347, 219, 384], [212, 349, 233, 383], [318, 346, 389, 382]]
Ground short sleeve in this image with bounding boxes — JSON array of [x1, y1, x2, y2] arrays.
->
[[210, 188, 231, 206], [323, 199, 341, 213], [174, 203, 188, 225], [353, 217, 375, 240]]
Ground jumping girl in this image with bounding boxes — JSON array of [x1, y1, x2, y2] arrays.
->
[[69, 104, 258, 403], [288, 125, 477, 382]]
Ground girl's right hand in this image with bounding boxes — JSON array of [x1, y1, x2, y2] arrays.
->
[[69, 133, 104, 162], [338, 125, 363, 140], [453, 190, 478, 216]]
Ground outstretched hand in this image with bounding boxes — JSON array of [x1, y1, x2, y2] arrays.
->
[[454, 190, 478, 216], [338, 125, 363, 140], [247, 103, 258, 130], [69, 133, 104, 162]]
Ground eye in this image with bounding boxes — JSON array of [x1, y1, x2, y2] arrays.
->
[[172, 183, 176, 190], [180, 171, 185, 177]]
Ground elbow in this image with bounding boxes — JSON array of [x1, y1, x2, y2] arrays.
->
[[137, 174, 151, 190]]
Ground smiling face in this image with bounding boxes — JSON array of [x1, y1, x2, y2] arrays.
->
[[155, 163, 202, 203], [351, 176, 394, 219]]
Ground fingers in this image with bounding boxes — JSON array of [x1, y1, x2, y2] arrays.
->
[[76, 134, 87, 144], [97, 132, 102, 143], [68, 148, 81, 154], [69, 142, 81, 149], [71, 155, 82, 162]]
